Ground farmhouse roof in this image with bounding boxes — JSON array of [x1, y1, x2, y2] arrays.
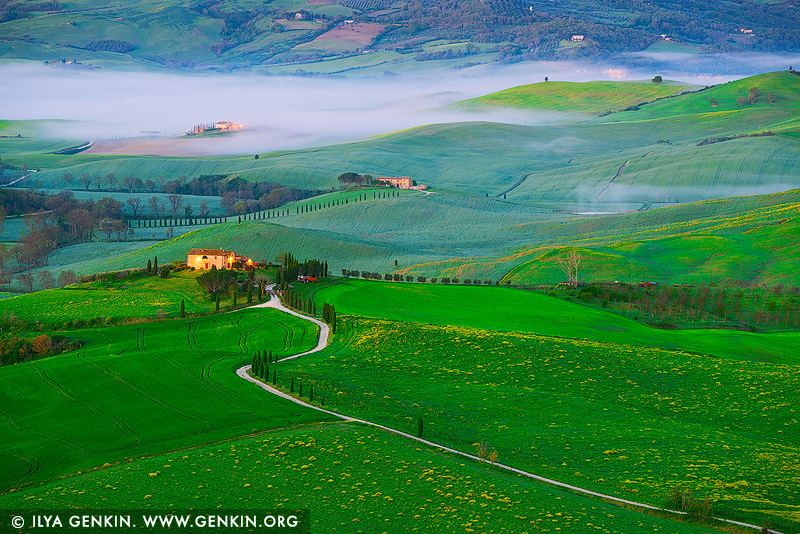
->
[[188, 248, 231, 256]]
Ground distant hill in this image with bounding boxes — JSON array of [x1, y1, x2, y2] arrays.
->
[[460, 79, 693, 116], [0, 0, 799, 72]]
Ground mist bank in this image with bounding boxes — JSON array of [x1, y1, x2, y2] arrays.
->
[[0, 57, 788, 155]]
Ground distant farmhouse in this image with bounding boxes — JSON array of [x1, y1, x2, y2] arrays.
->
[[187, 248, 254, 270], [377, 176, 413, 189], [570, 35, 585, 42]]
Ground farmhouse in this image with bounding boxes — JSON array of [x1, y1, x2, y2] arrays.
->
[[570, 35, 584, 42], [377, 176, 413, 189], [187, 249, 253, 270]]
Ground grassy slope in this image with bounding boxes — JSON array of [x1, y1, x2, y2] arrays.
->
[[0, 308, 324, 491], [398, 188, 800, 284], [0, 423, 720, 534], [0, 270, 236, 325], [294, 279, 800, 364], [275, 317, 800, 531], [463, 80, 691, 115]]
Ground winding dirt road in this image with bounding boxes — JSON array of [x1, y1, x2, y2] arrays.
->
[[237, 292, 780, 534]]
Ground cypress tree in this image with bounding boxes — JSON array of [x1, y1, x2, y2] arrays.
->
[[299, 381, 303, 397], [272, 369, 276, 385], [247, 285, 253, 305], [417, 417, 423, 438], [290, 377, 294, 393], [313, 302, 317, 316], [153, 256, 158, 273], [309, 385, 314, 403], [232, 287, 237, 307], [251, 351, 258, 369], [147, 259, 152, 274], [321, 396, 324, 406], [215, 292, 220, 313], [264, 363, 269, 379], [269, 350, 273, 363], [180, 299, 185, 318]]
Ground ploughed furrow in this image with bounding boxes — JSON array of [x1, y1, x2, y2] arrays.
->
[[36, 360, 142, 445], [0, 401, 90, 456], [272, 320, 293, 352], [79, 357, 214, 434]]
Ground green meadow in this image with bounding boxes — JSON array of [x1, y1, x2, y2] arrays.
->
[[463, 80, 692, 115], [273, 317, 800, 531], [0, 270, 235, 326], [0, 423, 721, 534], [0, 308, 324, 489], [294, 279, 800, 364]]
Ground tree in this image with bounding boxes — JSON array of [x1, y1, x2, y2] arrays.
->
[[557, 247, 582, 288], [79, 173, 91, 191], [122, 175, 141, 193], [768, 93, 776, 104], [417, 417, 423, 438], [36, 270, 55, 289], [105, 173, 117, 191], [652, 75, 663, 84], [167, 193, 183, 219], [93, 173, 104, 191], [736, 96, 746, 107], [148, 196, 161, 218], [199, 200, 210, 218], [127, 197, 141, 218], [196, 268, 237, 295], [709, 97, 718, 107]]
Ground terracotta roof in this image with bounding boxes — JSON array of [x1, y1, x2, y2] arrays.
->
[[188, 248, 231, 256]]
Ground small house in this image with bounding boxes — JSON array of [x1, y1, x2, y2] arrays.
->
[[570, 35, 584, 42]]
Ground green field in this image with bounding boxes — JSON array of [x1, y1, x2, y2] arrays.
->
[[463, 80, 692, 116], [293, 278, 800, 364], [0, 307, 324, 490], [0, 423, 722, 534], [0, 270, 244, 326], [271, 317, 800, 531]]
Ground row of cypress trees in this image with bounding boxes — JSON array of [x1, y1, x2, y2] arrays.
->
[[322, 303, 337, 334]]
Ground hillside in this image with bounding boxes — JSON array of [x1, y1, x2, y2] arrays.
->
[[1, 0, 799, 73], [462, 80, 692, 116]]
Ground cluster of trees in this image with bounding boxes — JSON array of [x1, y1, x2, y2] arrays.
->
[[665, 486, 713, 520], [251, 349, 278, 383], [0, 0, 61, 23], [341, 268, 503, 286], [697, 130, 774, 146], [337, 172, 382, 186], [275, 252, 328, 284], [557, 282, 800, 330], [415, 43, 481, 61], [0, 333, 79, 367], [86, 39, 135, 53], [321, 302, 337, 334], [733, 86, 776, 107], [53, 172, 318, 219], [0, 191, 131, 291]]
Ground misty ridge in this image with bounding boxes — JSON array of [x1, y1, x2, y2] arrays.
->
[[0, 55, 788, 156]]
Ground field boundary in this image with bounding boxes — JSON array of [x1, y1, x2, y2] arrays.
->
[[238, 296, 782, 534]]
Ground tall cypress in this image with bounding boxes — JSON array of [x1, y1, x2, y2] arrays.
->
[[153, 256, 158, 273], [309, 385, 314, 403], [147, 259, 152, 274], [299, 381, 303, 397], [290, 378, 294, 393], [272, 369, 276, 385], [417, 417, 424, 438], [180, 299, 185, 318], [215, 292, 220, 313]]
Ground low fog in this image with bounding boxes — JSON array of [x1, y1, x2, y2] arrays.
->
[[0, 55, 795, 156]]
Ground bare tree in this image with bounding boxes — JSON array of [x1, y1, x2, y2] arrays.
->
[[105, 172, 117, 191], [79, 172, 91, 191], [36, 270, 55, 289], [167, 193, 182, 219], [199, 200, 209, 217], [58, 270, 77, 287], [148, 196, 161, 218], [62, 173, 74, 188], [93, 173, 103, 191], [126, 197, 141, 218], [557, 248, 583, 288]]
